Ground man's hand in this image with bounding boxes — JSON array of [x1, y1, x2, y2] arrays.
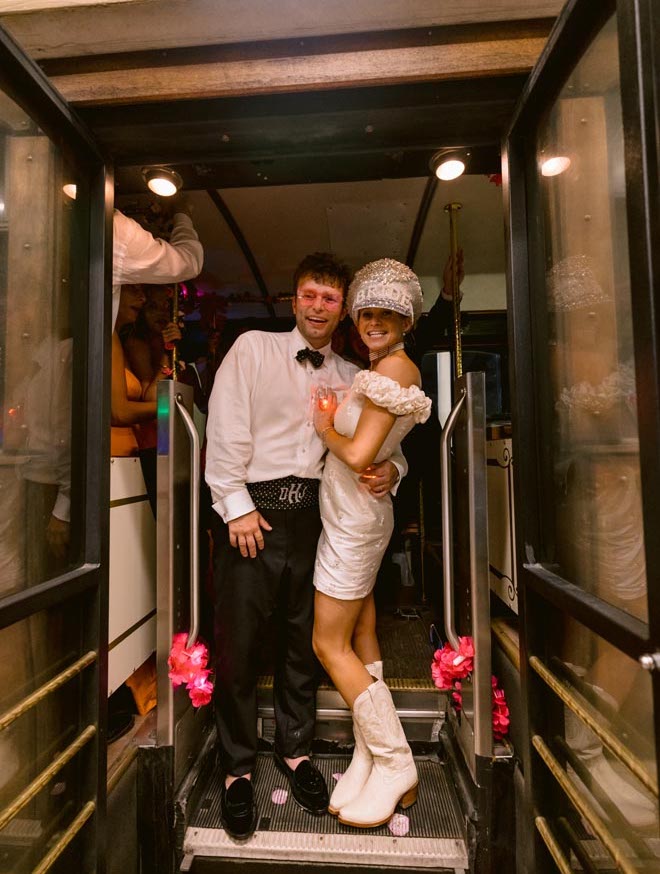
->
[[359, 460, 399, 498], [228, 510, 273, 558], [441, 247, 464, 300], [46, 515, 70, 560]]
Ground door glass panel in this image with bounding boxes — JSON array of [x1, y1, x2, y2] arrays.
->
[[0, 600, 93, 873], [554, 616, 658, 837], [537, 14, 647, 622], [0, 89, 85, 596]]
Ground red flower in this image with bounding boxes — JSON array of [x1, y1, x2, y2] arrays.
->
[[431, 637, 474, 690], [188, 671, 214, 708], [488, 173, 503, 187], [168, 634, 214, 708], [430, 638, 510, 739], [492, 676, 510, 741]]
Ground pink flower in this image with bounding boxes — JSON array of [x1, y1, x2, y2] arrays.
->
[[452, 681, 463, 713], [430, 641, 510, 740], [168, 634, 214, 707], [431, 637, 474, 689], [188, 671, 214, 708], [492, 676, 510, 741]]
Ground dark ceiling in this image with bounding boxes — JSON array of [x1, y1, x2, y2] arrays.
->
[[79, 75, 526, 191]]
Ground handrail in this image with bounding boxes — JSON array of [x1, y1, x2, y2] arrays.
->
[[532, 735, 641, 874], [440, 387, 466, 651], [0, 724, 96, 831], [31, 801, 96, 874], [175, 393, 201, 648], [534, 817, 572, 874], [0, 651, 97, 732], [491, 619, 520, 671], [530, 655, 658, 797]]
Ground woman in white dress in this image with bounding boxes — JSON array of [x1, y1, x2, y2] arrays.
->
[[312, 259, 431, 828]]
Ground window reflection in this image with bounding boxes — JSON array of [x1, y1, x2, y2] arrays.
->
[[554, 617, 658, 836], [537, 13, 647, 623], [0, 91, 80, 597]]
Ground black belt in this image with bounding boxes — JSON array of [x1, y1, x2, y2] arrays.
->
[[246, 475, 319, 511]]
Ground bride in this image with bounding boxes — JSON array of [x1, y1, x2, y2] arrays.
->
[[312, 259, 431, 828]]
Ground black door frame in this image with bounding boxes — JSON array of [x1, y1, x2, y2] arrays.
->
[[503, 0, 659, 868], [0, 22, 112, 874]]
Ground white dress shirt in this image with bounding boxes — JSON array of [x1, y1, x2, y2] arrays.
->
[[206, 327, 406, 523], [20, 338, 73, 521], [112, 210, 204, 329]]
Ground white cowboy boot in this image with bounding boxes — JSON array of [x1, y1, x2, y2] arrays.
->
[[328, 661, 382, 815], [338, 679, 418, 828], [566, 709, 657, 828]]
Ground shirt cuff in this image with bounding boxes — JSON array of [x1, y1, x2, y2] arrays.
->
[[440, 288, 463, 303], [213, 488, 256, 523], [52, 492, 71, 522], [390, 460, 405, 497]]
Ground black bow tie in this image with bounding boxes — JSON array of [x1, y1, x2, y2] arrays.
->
[[296, 347, 325, 369]]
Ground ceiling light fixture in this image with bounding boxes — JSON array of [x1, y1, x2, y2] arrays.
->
[[62, 183, 77, 200], [143, 167, 183, 197], [541, 156, 571, 177], [429, 150, 466, 181]]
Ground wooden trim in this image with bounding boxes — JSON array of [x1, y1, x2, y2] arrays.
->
[[1, 1, 563, 59], [52, 36, 547, 106]]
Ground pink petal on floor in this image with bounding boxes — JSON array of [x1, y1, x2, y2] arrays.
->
[[332, 772, 344, 782], [271, 788, 288, 805], [388, 813, 410, 836]]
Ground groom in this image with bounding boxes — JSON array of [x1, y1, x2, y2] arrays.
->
[[205, 252, 405, 839]]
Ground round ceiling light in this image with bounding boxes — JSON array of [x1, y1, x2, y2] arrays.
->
[[143, 167, 183, 197], [62, 183, 77, 200], [429, 150, 466, 181], [541, 156, 571, 177], [436, 159, 466, 181]]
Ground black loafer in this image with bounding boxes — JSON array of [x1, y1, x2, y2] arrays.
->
[[273, 753, 329, 815], [220, 777, 258, 839]]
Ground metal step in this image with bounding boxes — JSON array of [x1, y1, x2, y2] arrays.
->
[[257, 679, 447, 744], [185, 752, 468, 870]]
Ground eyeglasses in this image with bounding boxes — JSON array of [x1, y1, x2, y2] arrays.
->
[[297, 291, 343, 311]]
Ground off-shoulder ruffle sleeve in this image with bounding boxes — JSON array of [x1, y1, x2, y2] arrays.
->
[[352, 370, 432, 423]]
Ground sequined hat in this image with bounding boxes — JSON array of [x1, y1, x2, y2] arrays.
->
[[347, 258, 424, 325]]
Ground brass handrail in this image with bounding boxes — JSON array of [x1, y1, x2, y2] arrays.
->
[[31, 801, 96, 874], [535, 817, 572, 874], [530, 655, 658, 797], [557, 816, 600, 874], [491, 618, 520, 670], [0, 725, 96, 831], [533, 735, 641, 874], [0, 651, 97, 732], [107, 745, 138, 795]]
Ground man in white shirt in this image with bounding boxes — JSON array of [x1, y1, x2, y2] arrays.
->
[[112, 203, 203, 330], [205, 253, 404, 839]]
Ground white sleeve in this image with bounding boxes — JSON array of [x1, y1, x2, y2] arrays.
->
[[388, 445, 408, 495], [205, 335, 257, 523], [113, 210, 203, 286]]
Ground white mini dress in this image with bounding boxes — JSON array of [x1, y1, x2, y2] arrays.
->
[[313, 370, 431, 601]]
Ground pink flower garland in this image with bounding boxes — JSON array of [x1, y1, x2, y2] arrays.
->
[[431, 635, 510, 741], [168, 633, 214, 708]]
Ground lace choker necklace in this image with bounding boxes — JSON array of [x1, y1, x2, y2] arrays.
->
[[369, 341, 404, 363]]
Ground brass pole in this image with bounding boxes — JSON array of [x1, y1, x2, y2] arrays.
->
[[444, 202, 463, 377]]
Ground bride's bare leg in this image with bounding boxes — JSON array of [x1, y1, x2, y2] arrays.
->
[[313, 590, 374, 707], [352, 593, 381, 667]]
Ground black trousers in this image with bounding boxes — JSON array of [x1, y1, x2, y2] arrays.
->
[[212, 507, 322, 776]]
